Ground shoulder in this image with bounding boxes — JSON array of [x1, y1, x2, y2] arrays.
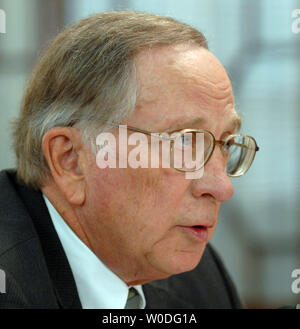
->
[[0, 170, 38, 255], [0, 169, 58, 308]]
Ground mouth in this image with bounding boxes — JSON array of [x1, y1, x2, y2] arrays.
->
[[177, 224, 211, 241]]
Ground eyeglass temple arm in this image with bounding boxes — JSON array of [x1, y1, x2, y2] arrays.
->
[[217, 140, 259, 152], [110, 123, 260, 151], [232, 142, 259, 151], [124, 125, 173, 140]]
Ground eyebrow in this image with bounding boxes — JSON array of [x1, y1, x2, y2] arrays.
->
[[166, 114, 242, 133], [228, 114, 242, 132], [165, 118, 205, 133]]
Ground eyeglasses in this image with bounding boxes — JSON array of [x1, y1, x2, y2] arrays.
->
[[109, 124, 259, 177]]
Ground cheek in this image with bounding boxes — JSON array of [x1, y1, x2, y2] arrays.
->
[[86, 166, 171, 229], [86, 160, 193, 242], [207, 204, 220, 240]]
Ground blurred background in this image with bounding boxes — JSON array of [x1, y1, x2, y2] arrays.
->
[[0, 0, 300, 308]]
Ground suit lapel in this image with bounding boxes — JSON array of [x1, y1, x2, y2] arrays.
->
[[143, 283, 194, 309], [14, 174, 82, 309]]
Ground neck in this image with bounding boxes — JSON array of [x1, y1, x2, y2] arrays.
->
[[41, 181, 92, 250]]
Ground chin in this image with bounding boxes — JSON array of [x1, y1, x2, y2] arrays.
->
[[146, 244, 206, 279], [170, 251, 204, 275]]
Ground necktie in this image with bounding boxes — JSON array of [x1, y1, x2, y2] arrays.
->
[[125, 287, 141, 309]]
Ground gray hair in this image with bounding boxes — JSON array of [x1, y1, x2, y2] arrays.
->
[[12, 11, 208, 188]]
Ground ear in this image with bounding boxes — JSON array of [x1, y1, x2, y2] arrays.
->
[[42, 127, 86, 206]]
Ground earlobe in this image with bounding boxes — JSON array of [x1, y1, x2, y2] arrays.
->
[[64, 181, 86, 206], [42, 127, 87, 206]]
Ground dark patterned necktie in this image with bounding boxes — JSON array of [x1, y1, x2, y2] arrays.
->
[[125, 287, 141, 309]]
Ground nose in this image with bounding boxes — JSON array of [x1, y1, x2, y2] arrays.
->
[[190, 146, 234, 202]]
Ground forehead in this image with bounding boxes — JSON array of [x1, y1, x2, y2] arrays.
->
[[131, 45, 239, 133]]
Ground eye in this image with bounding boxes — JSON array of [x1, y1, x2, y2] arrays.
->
[[223, 137, 235, 152], [176, 133, 195, 150], [172, 132, 194, 152], [180, 134, 193, 147]]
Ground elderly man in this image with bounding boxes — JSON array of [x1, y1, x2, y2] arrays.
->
[[0, 11, 258, 309]]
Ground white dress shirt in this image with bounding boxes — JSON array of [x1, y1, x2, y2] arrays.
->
[[43, 195, 146, 309]]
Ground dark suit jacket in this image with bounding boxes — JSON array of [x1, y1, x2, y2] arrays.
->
[[0, 169, 243, 309]]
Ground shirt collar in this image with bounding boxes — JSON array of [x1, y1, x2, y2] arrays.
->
[[43, 195, 146, 309]]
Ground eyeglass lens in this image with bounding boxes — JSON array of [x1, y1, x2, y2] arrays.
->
[[171, 131, 256, 176]]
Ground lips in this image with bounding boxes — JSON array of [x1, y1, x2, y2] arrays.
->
[[177, 224, 211, 241]]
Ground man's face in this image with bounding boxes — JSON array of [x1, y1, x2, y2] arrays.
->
[[81, 45, 238, 285]]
